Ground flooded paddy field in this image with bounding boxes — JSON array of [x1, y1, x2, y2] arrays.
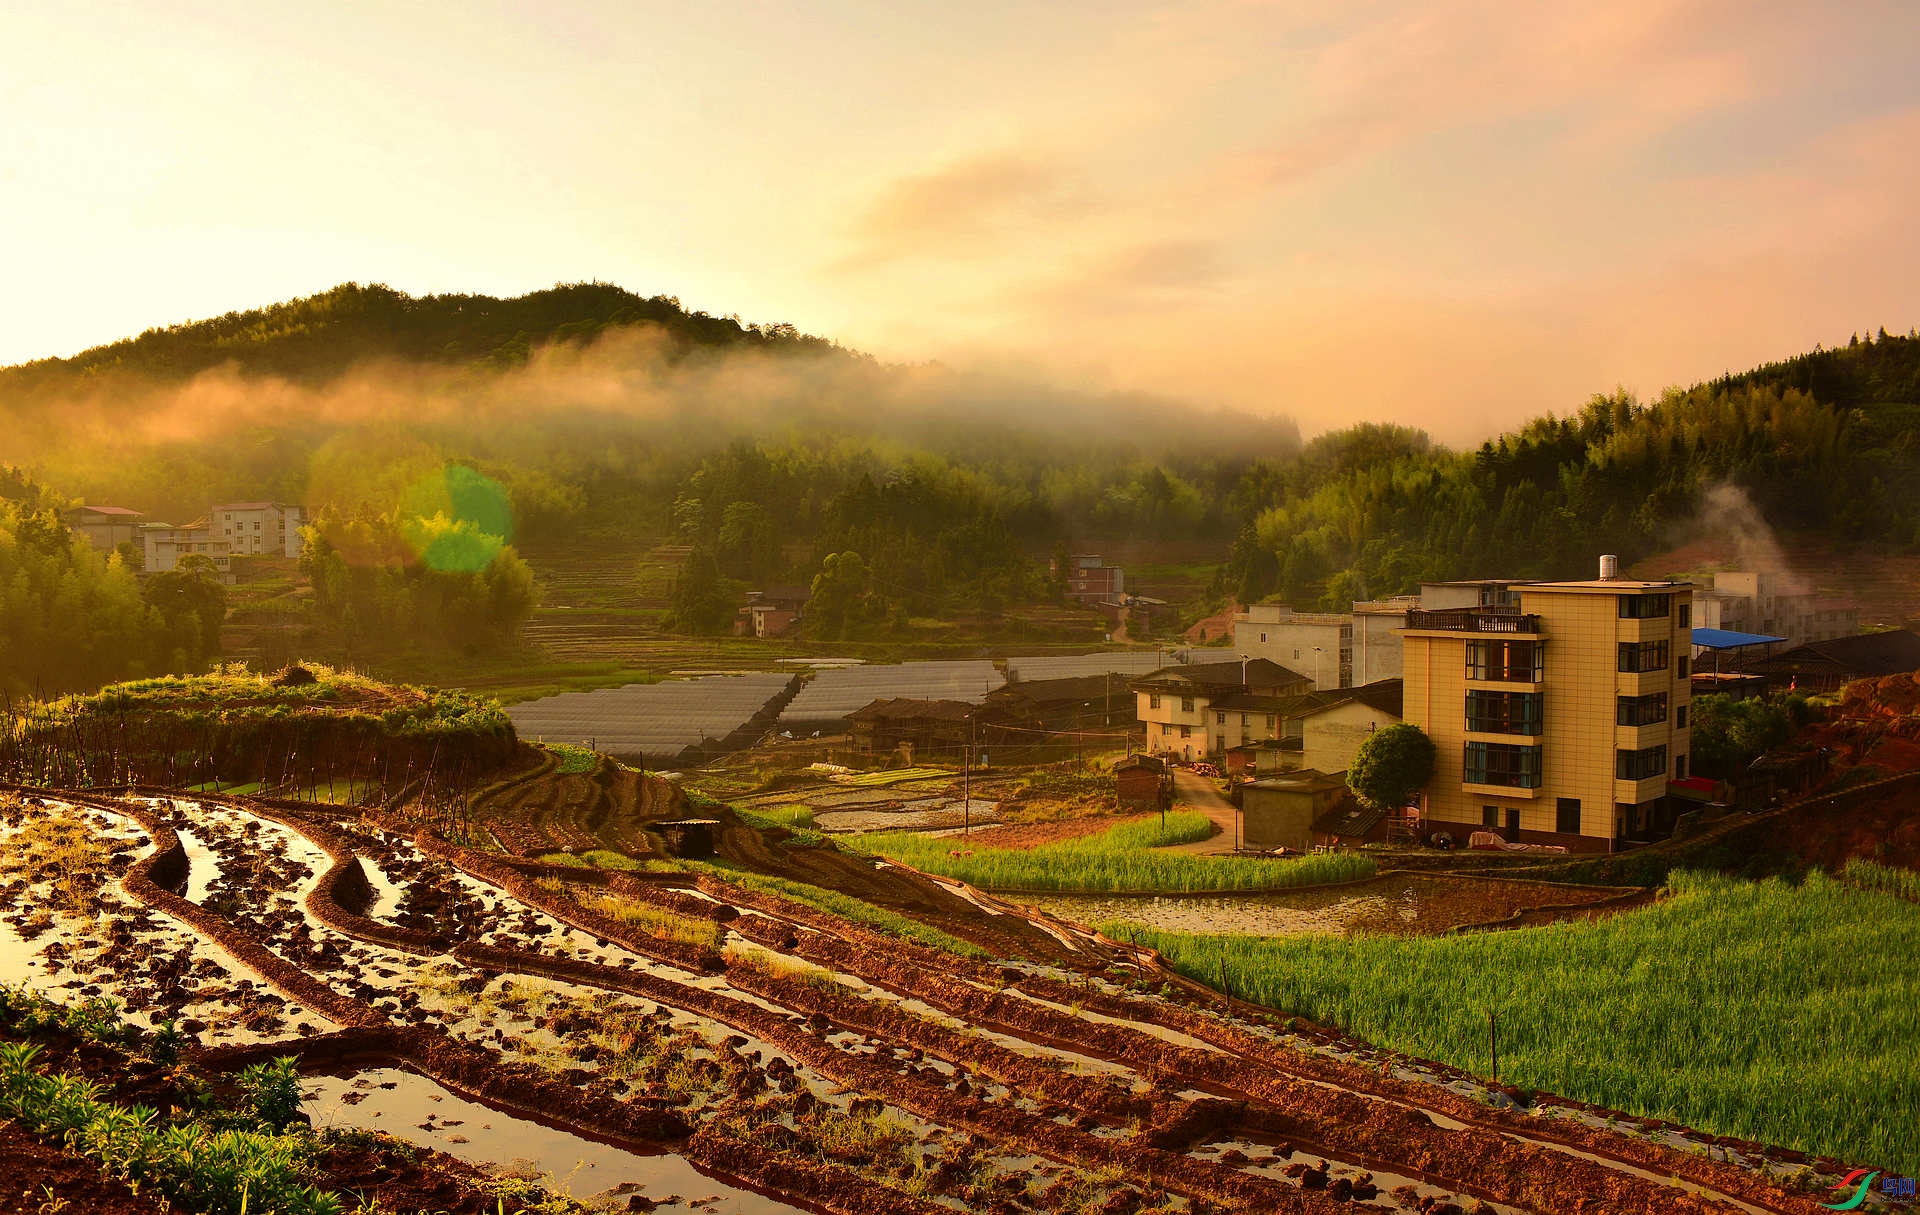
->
[[0, 783, 1850, 1215], [1031, 872, 1630, 938]]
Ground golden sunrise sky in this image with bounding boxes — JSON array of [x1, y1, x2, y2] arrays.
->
[[3, 0, 1917, 443]]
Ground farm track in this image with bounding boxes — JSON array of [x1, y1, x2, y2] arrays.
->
[[1, 784, 1846, 1215]]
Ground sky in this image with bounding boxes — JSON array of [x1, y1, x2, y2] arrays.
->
[[2, 0, 1917, 444]]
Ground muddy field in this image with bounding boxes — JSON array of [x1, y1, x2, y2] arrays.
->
[[0, 785, 1861, 1215], [1030, 873, 1639, 938]]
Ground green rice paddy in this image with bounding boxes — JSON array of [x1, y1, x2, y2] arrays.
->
[[844, 812, 1376, 893], [1105, 869, 1920, 1174]]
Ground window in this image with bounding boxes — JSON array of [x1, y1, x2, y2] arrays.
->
[[1482, 806, 1500, 827], [1148, 693, 1161, 710], [1265, 714, 1275, 729], [1678, 603, 1691, 628], [1292, 649, 1301, 660], [1618, 594, 1670, 619], [1179, 725, 1191, 739], [1676, 754, 1689, 780], [1466, 639, 1545, 682], [1180, 697, 1195, 713], [1216, 712, 1226, 725], [1464, 742, 1542, 788], [1464, 690, 1543, 735], [1259, 632, 1267, 642], [1240, 714, 1250, 728], [1676, 704, 1687, 730], [1616, 745, 1668, 781], [1618, 641, 1670, 672], [1556, 797, 1582, 834], [1678, 655, 1690, 678], [1616, 693, 1668, 727]]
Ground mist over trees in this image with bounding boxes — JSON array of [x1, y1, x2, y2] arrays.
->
[[0, 470, 225, 696], [1, 281, 1916, 689]]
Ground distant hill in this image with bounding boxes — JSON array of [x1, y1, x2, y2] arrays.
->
[[0, 281, 840, 391]]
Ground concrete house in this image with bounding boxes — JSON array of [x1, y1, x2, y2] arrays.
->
[[1054, 554, 1124, 604], [140, 519, 234, 581], [211, 502, 304, 558], [1241, 769, 1349, 852], [1400, 558, 1693, 853], [1132, 658, 1315, 762], [66, 505, 145, 550]]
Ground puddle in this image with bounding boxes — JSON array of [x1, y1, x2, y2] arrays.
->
[[304, 1067, 810, 1213]]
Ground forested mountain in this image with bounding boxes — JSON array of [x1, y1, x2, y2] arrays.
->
[[0, 279, 1914, 693], [1219, 330, 1920, 608]]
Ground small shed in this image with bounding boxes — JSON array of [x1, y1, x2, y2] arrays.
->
[[1115, 754, 1168, 812], [1241, 769, 1348, 852], [658, 819, 721, 859]]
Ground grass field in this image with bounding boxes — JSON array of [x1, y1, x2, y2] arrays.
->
[[1104, 869, 1920, 1174], [844, 812, 1376, 893]]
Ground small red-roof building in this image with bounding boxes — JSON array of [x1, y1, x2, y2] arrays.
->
[[65, 505, 146, 550]]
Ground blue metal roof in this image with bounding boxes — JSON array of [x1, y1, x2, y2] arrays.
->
[[1690, 627, 1787, 650]]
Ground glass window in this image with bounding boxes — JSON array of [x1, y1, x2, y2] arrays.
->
[[1148, 693, 1161, 710], [1466, 639, 1545, 681], [1618, 594, 1670, 619], [1482, 806, 1500, 827], [1556, 797, 1582, 834], [1216, 711, 1226, 725], [1618, 641, 1670, 672], [1678, 603, 1691, 628], [1464, 690, 1544, 735], [1616, 745, 1668, 781], [1179, 725, 1190, 739], [1180, 697, 1194, 713], [1676, 704, 1688, 730], [1678, 655, 1690, 678], [1676, 753, 1689, 780], [1464, 742, 1542, 788], [1616, 693, 1668, 726]]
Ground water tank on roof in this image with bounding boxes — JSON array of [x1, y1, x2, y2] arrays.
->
[[1599, 554, 1619, 581]]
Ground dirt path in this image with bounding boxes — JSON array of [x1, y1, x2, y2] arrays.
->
[[1165, 769, 1239, 853]]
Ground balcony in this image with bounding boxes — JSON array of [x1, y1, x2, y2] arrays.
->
[[1406, 609, 1542, 634]]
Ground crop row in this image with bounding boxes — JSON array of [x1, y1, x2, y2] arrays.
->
[[844, 812, 1377, 892], [1104, 869, 1920, 1176]]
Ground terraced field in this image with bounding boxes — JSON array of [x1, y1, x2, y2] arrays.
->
[[0, 784, 1863, 1215]]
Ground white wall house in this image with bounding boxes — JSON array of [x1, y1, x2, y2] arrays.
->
[[211, 502, 305, 558]]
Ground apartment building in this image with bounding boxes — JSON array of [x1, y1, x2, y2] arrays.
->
[[211, 502, 305, 558], [1693, 571, 1856, 648], [1399, 560, 1692, 852], [1133, 658, 1314, 762], [1232, 605, 1350, 689]]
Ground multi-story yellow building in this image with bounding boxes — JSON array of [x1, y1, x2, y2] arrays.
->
[[1398, 564, 1693, 852]]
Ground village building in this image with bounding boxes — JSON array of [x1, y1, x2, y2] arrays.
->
[[210, 502, 305, 558], [986, 673, 1135, 734], [1399, 559, 1693, 853], [846, 698, 1009, 761], [1114, 753, 1170, 812], [1052, 553, 1124, 604], [1132, 658, 1314, 762], [65, 505, 146, 549], [1693, 571, 1857, 649], [1240, 768, 1349, 852], [139, 519, 234, 581], [735, 586, 810, 638], [1232, 598, 1419, 691], [1739, 629, 1920, 693]]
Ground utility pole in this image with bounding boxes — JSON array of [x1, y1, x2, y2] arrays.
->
[[963, 710, 974, 836]]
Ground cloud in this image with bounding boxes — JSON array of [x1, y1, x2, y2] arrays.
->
[[835, 152, 1085, 270]]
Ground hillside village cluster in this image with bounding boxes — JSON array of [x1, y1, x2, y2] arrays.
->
[[68, 500, 304, 581], [61, 501, 1904, 860]]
